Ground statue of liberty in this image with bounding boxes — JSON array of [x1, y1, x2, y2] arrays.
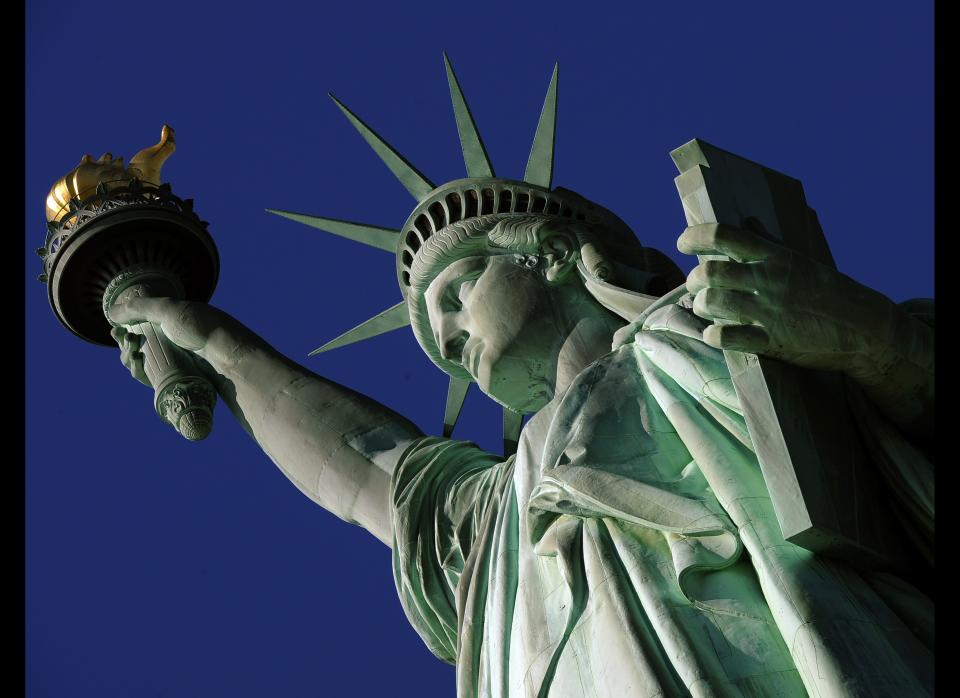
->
[[44, 56, 933, 696]]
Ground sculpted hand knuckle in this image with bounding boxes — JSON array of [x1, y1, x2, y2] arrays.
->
[[715, 224, 737, 248], [703, 287, 723, 306], [693, 291, 712, 317], [703, 260, 723, 280]]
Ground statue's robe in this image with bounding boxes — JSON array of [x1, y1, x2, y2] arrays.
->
[[390, 289, 934, 697]]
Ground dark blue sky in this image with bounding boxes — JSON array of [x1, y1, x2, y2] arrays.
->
[[26, 2, 933, 696]]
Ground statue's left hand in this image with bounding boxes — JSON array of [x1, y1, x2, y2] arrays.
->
[[678, 221, 933, 437], [677, 223, 907, 375]]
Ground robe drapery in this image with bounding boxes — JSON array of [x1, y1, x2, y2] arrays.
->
[[389, 292, 933, 697]]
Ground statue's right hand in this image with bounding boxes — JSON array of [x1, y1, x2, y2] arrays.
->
[[107, 297, 260, 379], [110, 325, 151, 387], [108, 297, 209, 351]]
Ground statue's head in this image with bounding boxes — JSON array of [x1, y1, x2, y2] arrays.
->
[[269, 56, 682, 433], [403, 194, 682, 412]]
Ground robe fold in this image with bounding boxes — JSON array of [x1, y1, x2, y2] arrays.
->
[[390, 292, 933, 697]]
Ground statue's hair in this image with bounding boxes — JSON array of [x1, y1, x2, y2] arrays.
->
[[406, 212, 684, 380], [408, 215, 496, 294], [487, 215, 552, 250]]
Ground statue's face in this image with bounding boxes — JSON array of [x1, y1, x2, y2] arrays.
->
[[424, 254, 569, 413]]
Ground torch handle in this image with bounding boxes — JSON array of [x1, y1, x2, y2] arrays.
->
[[107, 274, 217, 441]]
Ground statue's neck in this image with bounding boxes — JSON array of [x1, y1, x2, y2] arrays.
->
[[551, 290, 626, 398]]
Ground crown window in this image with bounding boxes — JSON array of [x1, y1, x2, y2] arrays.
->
[[480, 188, 495, 215], [464, 189, 479, 218], [446, 193, 463, 223]]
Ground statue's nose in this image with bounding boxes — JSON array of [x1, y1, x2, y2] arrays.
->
[[435, 310, 470, 363]]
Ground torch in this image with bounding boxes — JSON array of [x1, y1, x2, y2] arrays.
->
[[38, 126, 220, 441]]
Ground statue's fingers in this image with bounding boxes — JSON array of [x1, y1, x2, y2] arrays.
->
[[113, 300, 225, 355], [107, 296, 184, 329], [686, 259, 761, 295], [126, 331, 143, 353], [678, 223, 778, 263], [119, 345, 132, 370], [119, 342, 151, 386], [693, 288, 769, 326], [130, 353, 151, 387], [110, 325, 127, 347], [702, 323, 770, 353], [117, 332, 140, 358]]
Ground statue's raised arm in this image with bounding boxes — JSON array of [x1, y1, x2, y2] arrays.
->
[[108, 297, 423, 547], [41, 126, 424, 548]]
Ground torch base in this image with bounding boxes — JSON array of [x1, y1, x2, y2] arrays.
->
[[46, 198, 218, 346]]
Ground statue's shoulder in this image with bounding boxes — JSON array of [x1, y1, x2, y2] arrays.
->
[[549, 336, 668, 439], [611, 285, 708, 350], [899, 298, 934, 329]]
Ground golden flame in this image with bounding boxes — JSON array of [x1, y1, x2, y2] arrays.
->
[[45, 125, 176, 223]]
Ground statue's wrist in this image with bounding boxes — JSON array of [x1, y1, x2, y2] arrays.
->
[[822, 278, 903, 378], [842, 298, 934, 435], [856, 297, 931, 379]]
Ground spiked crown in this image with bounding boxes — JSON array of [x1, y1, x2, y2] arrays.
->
[[267, 55, 679, 452]]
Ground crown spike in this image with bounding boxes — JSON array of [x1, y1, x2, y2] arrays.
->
[[523, 63, 559, 188], [443, 53, 495, 178], [309, 301, 410, 356], [443, 376, 472, 437], [266, 208, 399, 253], [329, 93, 436, 202], [503, 408, 524, 457]]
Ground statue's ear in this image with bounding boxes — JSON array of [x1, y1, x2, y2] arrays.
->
[[541, 232, 578, 283]]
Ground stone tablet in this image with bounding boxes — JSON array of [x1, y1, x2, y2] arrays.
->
[[672, 139, 906, 567]]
